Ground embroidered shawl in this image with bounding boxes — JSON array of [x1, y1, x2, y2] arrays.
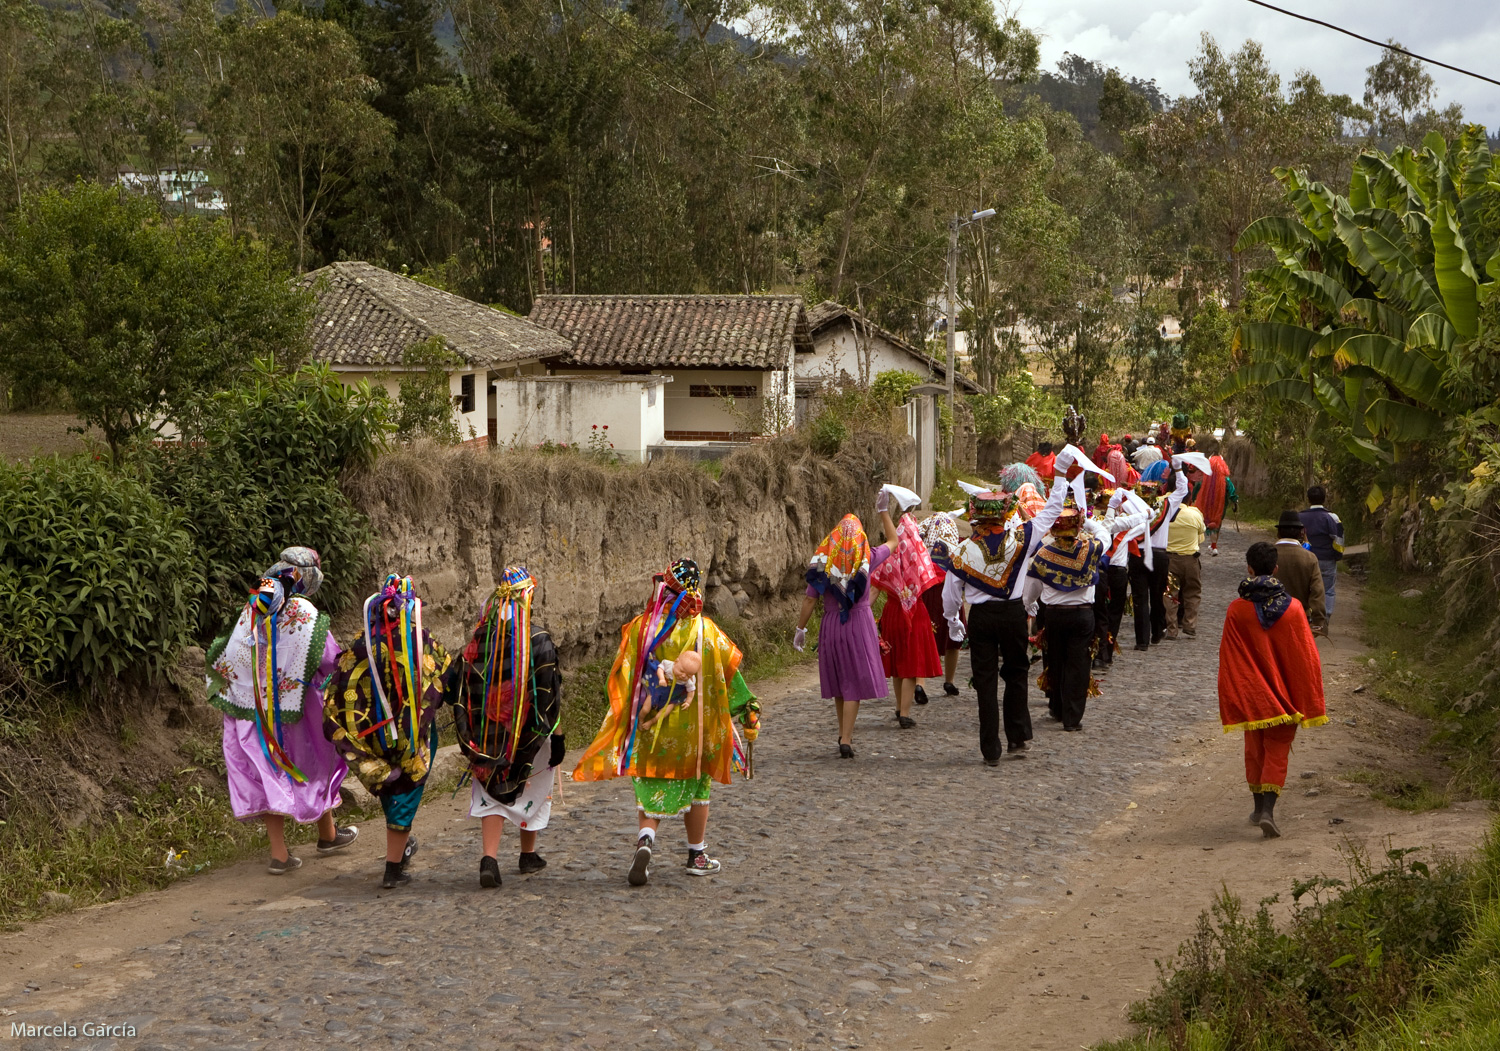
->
[[1239, 575, 1292, 628], [951, 523, 1030, 599], [1026, 535, 1102, 592], [207, 594, 329, 724], [871, 513, 943, 610]]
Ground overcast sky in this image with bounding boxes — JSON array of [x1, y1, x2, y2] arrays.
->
[[1014, 0, 1500, 130]]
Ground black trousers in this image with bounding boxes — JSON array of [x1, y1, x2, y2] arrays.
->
[[1101, 564, 1129, 661], [1126, 553, 1154, 647], [967, 599, 1033, 758], [1149, 549, 1170, 640], [1041, 603, 1095, 729]]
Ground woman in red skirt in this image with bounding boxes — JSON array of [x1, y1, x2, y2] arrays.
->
[[872, 492, 943, 729]]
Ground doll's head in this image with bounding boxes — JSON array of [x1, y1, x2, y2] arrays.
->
[[673, 650, 703, 678]]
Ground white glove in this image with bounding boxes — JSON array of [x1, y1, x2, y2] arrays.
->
[[792, 627, 807, 652], [948, 620, 966, 643], [875, 487, 890, 513], [1170, 454, 1183, 469], [1054, 446, 1076, 471]]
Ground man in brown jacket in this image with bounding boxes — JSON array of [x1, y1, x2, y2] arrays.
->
[[1274, 511, 1328, 635]]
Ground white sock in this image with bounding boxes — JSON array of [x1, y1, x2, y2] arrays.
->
[[687, 840, 705, 853], [638, 828, 656, 845]]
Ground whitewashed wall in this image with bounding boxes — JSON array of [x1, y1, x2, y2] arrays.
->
[[491, 375, 670, 461]]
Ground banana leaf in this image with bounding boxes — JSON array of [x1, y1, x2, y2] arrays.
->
[[1364, 398, 1443, 440], [1236, 322, 1322, 365], [1334, 333, 1448, 408], [1429, 201, 1481, 339], [1235, 216, 1315, 254]]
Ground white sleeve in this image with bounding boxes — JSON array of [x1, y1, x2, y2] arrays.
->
[[942, 568, 965, 624], [1022, 573, 1042, 613], [1031, 475, 1069, 538]]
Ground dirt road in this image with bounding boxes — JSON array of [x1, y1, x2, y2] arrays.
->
[[1, 527, 1489, 1051]]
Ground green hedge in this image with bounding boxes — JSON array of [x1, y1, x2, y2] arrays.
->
[[0, 458, 201, 682]]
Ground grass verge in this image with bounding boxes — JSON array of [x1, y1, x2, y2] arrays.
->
[[1094, 831, 1500, 1051]]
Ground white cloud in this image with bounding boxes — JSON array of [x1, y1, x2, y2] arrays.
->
[[1013, 0, 1500, 126]]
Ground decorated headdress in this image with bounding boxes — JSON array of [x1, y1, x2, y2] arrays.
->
[[665, 559, 701, 594], [1051, 507, 1084, 538], [998, 462, 1043, 494], [966, 490, 1017, 525], [459, 566, 539, 765], [807, 515, 871, 623], [355, 574, 429, 767]]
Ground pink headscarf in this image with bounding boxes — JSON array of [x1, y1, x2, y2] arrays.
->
[[1106, 448, 1139, 487], [870, 513, 943, 610]]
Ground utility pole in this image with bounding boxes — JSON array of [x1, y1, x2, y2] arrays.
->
[[945, 208, 995, 468]]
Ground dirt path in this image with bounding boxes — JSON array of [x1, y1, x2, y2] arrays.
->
[[878, 589, 1492, 1051], [2, 529, 1490, 1051]]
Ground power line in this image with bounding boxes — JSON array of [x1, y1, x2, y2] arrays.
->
[[1240, 0, 1500, 89]]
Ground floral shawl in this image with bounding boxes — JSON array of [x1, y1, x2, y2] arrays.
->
[[919, 512, 963, 571], [871, 513, 943, 610], [807, 514, 871, 623], [207, 594, 329, 724]]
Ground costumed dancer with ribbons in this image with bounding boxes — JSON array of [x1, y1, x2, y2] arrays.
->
[[794, 493, 902, 759], [1024, 495, 1105, 731], [1217, 542, 1326, 838], [941, 449, 1073, 764], [206, 547, 358, 875], [1114, 456, 1190, 647], [917, 511, 966, 702], [872, 485, 943, 730], [575, 560, 760, 886], [326, 575, 452, 889], [447, 566, 565, 889]]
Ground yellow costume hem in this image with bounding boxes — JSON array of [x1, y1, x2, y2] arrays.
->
[[1221, 712, 1324, 734]]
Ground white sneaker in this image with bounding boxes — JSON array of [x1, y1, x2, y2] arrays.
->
[[1211, 548, 1219, 556], [628, 837, 652, 886]]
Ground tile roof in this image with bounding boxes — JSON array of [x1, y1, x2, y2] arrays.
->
[[528, 295, 814, 369], [805, 300, 981, 394], [302, 261, 572, 368]]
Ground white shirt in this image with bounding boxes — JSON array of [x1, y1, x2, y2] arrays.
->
[[1021, 535, 1103, 612], [1148, 466, 1191, 549], [1101, 505, 1152, 568], [942, 460, 1072, 632], [1107, 486, 1165, 569]]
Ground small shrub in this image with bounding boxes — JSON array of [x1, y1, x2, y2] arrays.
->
[[810, 410, 850, 455], [0, 457, 201, 683], [870, 369, 922, 407]]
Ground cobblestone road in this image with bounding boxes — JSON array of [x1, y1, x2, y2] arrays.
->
[[11, 529, 1255, 1050]]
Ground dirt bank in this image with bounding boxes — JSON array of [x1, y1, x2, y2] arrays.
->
[[345, 433, 912, 659]]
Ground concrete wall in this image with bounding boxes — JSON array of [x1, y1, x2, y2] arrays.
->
[[347, 433, 915, 664], [491, 375, 668, 461]]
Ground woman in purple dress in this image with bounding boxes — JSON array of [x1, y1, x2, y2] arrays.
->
[[794, 491, 901, 758], [206, 547, 359, 874]]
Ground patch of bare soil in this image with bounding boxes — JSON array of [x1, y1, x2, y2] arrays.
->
[[0, 413, 92, 462], [880, 574, 1494, 1051]]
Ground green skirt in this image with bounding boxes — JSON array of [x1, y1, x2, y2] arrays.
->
[[633, 775, 711, 818]]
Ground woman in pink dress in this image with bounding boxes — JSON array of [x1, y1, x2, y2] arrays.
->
[[206, 547, 358, 873]]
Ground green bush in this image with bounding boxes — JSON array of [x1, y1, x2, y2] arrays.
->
[[0, 457, 201, 683], [870, 369, 922, 407], [1111, 846, 1473, 1051], [147, 360, 392, 635]]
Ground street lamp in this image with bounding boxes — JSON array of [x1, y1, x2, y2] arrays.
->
[[946, 208, 995, 467]]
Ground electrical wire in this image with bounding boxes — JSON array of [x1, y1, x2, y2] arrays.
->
[[1240, 0, 1500, 89]]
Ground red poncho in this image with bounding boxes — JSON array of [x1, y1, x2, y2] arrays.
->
[[1191, 455, 1232, 529], [1217, 597, 1327, 733], [1025, 451, 1056, 482]]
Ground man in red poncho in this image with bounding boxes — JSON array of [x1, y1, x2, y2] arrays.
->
[[1025, 441, 1056, 483], [1217, 541, 1326, 839]]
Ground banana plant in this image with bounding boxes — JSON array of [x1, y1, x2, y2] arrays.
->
[[1222, 127, 1500, 462]]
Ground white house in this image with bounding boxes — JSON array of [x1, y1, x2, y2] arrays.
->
[[528, 294, 814, 444], [302, 262, 573, 446]]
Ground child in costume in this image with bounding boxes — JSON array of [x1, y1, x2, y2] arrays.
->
[[206, 546, 358, 874], [872, 490, 943, 729], [574, 559, 760, 886], [325, 575, 452, 889], [446, 566, 565, 889]]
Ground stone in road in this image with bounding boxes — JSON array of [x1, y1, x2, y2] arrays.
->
[[9, 531, 1253, 1050]]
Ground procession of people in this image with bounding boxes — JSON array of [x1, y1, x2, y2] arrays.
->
[[203, 415, 1333, 891]]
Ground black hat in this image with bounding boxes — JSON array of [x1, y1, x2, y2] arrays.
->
[[1276, 510, 1304, 537]]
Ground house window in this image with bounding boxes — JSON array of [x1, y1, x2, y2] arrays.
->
[[458, 373, 476, 413], [690, 384, 758, 399]]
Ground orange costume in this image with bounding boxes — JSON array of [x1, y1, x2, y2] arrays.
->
[[1217, 580, 1326, 796], [1025, 450, 1056, 483]]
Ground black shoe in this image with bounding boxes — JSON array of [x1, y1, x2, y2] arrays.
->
[[518, 851, 547, 874], [628, 836, 653, 886], [317, 826, 359, 854], [944, 682, 959, 696], [897, 715, 916, 729], [984, 757, 1001, 767], [479, 856, 501, 888], [1151, 634, 1164, 645], [1007, 742, 1029, 758], [838, 742, 855, 759], [914, 685, 929, 705], [1249, 792, 1266, 826], [1259, 794, 1281, 839], [1063, 725, 1083, 732], [1134, 643, 1150, 652], [381, 860, 411, 889], [1091, 658, 1107, 671]]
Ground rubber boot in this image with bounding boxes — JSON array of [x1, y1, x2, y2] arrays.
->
[[381, 860, 410, 889], [1259, 792, 1281, 839], [1248, 792, 1265, 826]]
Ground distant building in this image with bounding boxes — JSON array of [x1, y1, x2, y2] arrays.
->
[[117, 168, 226, 215]]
